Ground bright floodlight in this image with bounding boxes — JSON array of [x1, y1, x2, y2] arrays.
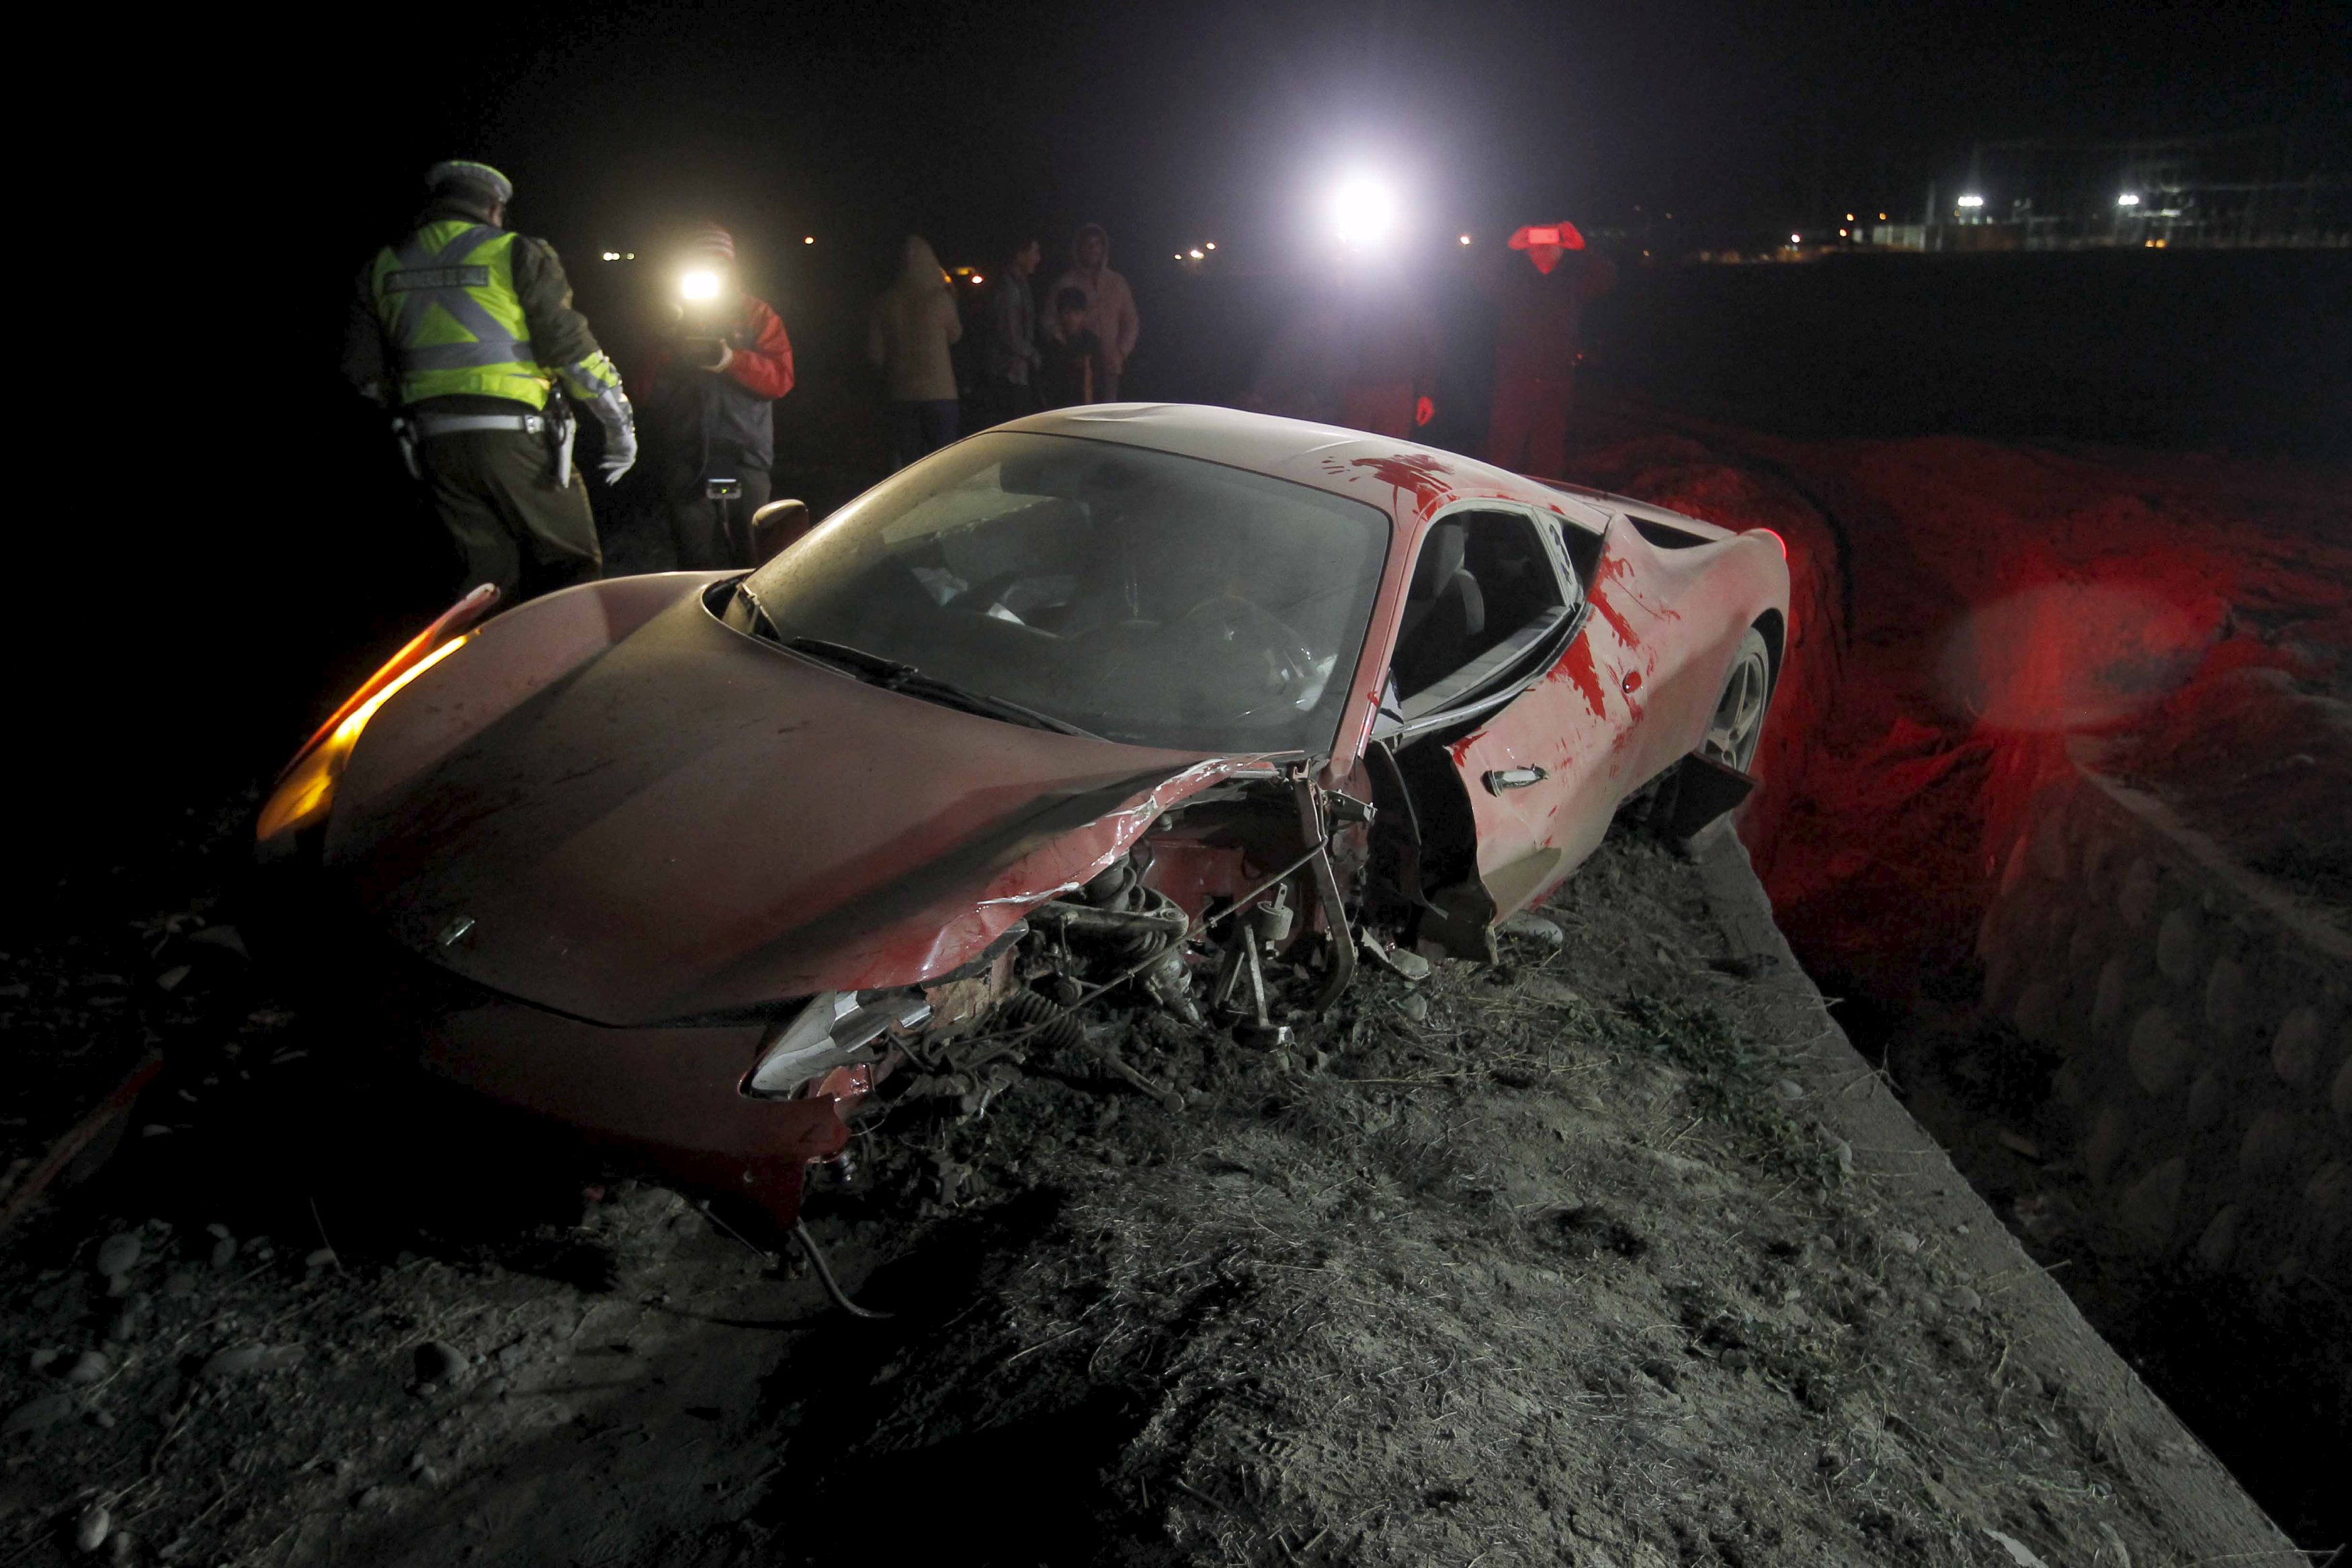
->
[[1188, 247, 1204, 259], [1330, 175, 1398, 245], [1956, 193, 1986, 210], [1204, 242, 1216, 251], [1790, 232, 1801, 244], [2116, 192, 2141, 208], [1458, 233, 1472, 245], [680, 269, 721, 302]]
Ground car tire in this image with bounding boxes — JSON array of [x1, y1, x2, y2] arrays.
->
[[1701, 628, 1773, 775]]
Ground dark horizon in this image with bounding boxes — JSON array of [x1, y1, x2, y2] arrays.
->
[[278, 0, 2349, 280]]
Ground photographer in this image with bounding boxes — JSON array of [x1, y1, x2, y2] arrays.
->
[[643, 224, 796, 568]]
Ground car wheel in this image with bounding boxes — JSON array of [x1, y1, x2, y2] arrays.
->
[[1700, 629, 1771, 774]]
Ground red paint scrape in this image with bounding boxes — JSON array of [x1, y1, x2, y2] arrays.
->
[[1548, 636, 1608, 719], [1326, 452, 1456, 515]]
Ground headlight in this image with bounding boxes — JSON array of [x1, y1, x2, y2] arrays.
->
[[256, 584, 497, 846], [741, 991, 932, 1100], [255, 638, 467, 842]]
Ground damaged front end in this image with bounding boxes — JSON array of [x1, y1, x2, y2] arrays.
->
[[719, 758, 1390, 1213]]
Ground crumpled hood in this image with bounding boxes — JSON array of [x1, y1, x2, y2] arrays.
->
[[327, 586, 1236, 1026]]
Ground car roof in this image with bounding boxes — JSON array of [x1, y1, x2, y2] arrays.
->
[[1537, 478, 1737, 541], [1001, 403, 1615, 536]]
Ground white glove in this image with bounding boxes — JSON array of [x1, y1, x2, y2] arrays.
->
[[599, 431, 637, 485], [585, 385, 638, 484]]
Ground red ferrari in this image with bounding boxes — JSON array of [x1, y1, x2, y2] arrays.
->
[[257, 405, 1788, 1229]]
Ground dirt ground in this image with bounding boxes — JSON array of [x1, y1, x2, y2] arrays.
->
[[1553, 407, 2352, 1546], [0, 808, 2298, 1566]]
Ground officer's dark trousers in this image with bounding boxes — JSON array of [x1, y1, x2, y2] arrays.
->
[[419, 429, 602, 603], [667, 463, 770, 570]]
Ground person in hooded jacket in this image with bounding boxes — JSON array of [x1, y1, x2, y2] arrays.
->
[[640, 224, 796, 568], [1040, 223, 1139, 400], [868, 236, 965, 469]]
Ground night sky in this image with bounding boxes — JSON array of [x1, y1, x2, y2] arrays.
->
[[306, 0, 2348, 273]]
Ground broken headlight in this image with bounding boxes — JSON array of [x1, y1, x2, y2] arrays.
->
[[741, 990, 932, 1100]]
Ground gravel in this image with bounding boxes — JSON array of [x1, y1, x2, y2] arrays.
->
[[91, 1234, 139, 1278]]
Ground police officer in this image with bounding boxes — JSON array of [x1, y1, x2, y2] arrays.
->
[[343, 159, 638, 603]]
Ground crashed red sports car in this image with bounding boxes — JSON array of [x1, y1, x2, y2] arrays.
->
[[256, 404, 1788, 1229]]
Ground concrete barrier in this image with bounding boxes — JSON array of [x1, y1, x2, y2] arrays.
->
[[1978, 747, 2351, 1282]]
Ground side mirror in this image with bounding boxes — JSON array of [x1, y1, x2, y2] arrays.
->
[[750, 498, 812, 564]]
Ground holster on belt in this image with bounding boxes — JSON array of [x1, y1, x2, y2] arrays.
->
[[390, 415, 421, 481], [548, 398, 577, 490]]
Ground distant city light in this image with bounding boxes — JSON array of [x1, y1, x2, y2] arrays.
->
[[1188, 247, 1204, 259], [1878, 212, 1887, 220], [1204, 242, 1216, 250], [2116, 192, 2142, 208], [1790, 232, 1801, 244], [601, 251, 620, 261], [1956, 193, 1986, 210], [1330, 173, 1399, 246], [1845, 212, 1855, 221], [1839, 228, 1848, 236], [1458, 233, 1473, 245], [803, 235, 815, 244], [625, 253, 636, 260]]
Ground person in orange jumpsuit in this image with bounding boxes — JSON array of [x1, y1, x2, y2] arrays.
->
[[1482, 222, 1615, 478]]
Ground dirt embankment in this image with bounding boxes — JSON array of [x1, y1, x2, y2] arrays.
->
[[0, 816, 2294, 1565], [1558, 410, 2352, 1545]]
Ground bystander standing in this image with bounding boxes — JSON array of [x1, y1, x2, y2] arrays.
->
[[1041, 223, 1138, 399], [980, 238, 1043, 425], [868, 236, 965, 468], [1037, 288, 1103, 407]]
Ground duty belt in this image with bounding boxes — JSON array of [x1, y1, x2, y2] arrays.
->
[[411, 412, 549, 438]]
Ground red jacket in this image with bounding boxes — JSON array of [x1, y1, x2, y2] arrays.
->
[[643, 294, 795, 468]]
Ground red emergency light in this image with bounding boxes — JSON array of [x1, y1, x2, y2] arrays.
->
[[1507, 222, 1587, 273], [1508, 222, 1586, 251]]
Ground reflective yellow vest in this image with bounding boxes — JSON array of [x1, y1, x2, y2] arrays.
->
[[368, 221, 551, 408]]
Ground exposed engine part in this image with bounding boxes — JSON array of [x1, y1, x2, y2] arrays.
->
[[1027, 887, 1195, 1023], [1200, 838, 1343, 935], [792, 1221, 892, 1320], [990, 990, 1088, 1053], [1027, 893, 1188, 951], [1082, 857, 1140, 910], [1143, 949, 1204, 1027], [1292, 765, 1359, 1012], [1211, 908, 1295, 1047], [1253, 884, 1296, 946], [1322, 788, 1377, 828]]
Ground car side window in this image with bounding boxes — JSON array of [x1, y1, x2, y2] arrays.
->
[[1389, 511, 1571, 717]]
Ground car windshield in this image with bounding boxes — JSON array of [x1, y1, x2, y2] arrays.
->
[[726, 432, 1392, 753]]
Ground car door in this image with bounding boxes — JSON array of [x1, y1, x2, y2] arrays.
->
[[1375, 506, 1641, 925]]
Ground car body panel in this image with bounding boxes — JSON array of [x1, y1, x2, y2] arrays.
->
[[329, 578, 1253, 1026], [273, 404, 1788, 1228], [1442, 514, 1787, 917]]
